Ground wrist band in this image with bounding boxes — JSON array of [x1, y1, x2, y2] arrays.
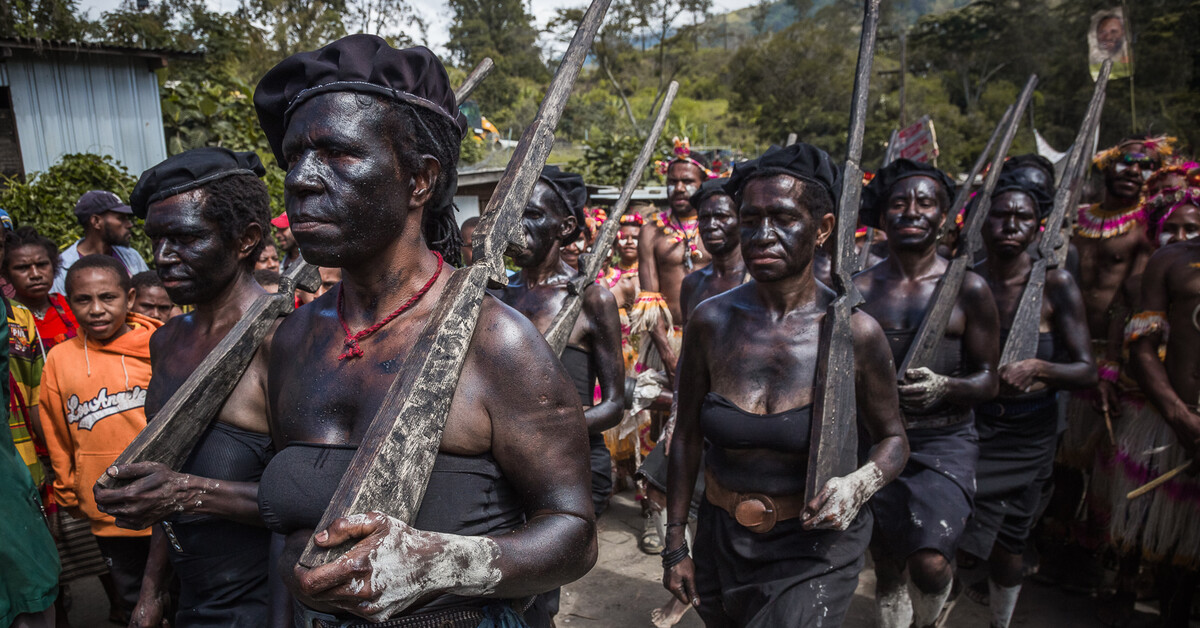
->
[[661, 543, 689, 569], [665, 521, 688, 528], [1098, 361, 1120, 383]]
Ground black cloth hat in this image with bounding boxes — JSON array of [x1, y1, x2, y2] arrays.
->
[[690, 178, 731, 209], [861, 158, 957, 228], [74, 190, 132, 219], [130, 148, 266, 219], [538, 166, 588, 242], [989, 171, 1054, 219], [1001, 153, 1056, 198], [539, 166, 588, 218], [253, 34, 467, 169], [724, 143, 841, 205]]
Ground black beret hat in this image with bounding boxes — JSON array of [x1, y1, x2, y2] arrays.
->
[[861, 158, 957, 228], [690, 178, 731, 209], [130, 147, 266, 219], [538, 165, 588, 219], [989, 171, 1054, 219], [724, 143, 841, 205], [253, 34, 467, 169]]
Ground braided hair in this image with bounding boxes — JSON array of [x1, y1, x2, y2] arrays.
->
[[380, 98, 464, 266]]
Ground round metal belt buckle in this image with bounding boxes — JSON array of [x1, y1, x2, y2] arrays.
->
[[733, 493, 778, 533]]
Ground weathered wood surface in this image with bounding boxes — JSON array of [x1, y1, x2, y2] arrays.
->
[[1000, 61, 1110, 367], [896, 75, 1038, 379], [933, 105, 1015, 247], [454, 58, 494, 104], [804, 0, 880, 504], [298, 0, 613, 568], [95, 260, 320, 489], [543, 81, 678, 356]]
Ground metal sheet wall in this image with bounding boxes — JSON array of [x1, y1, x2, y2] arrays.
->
[[2, 51, 166, 176]]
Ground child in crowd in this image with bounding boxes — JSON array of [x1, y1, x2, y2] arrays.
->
[[37, 254, 161, 618]]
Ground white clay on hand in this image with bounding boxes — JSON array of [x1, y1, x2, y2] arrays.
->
[[350, 513, 502, 621], [899, 367, 949, 409], [809, 461, 885, 530]]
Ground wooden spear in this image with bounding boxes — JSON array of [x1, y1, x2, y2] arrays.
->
[[95, 260, 320, 488], [895, 75, 1038, 379], [805, 0, 881, 503], [933, 104, 1016, 248], [455, 58, 494, 104], [1000, 61, 1111, 367], [298, 0, 613, 568], [543, 81, 678, 355]]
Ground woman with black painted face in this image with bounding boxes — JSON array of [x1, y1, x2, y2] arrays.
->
[[662, 144, 908, 627], [959, 175, 1095, 628], [854, 159, 1001, 628]]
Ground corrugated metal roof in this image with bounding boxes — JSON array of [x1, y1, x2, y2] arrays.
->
[[0, 37, 203, 60], [3, 49, 167, 176]]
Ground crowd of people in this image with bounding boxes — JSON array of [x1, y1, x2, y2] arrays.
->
[[1, 32, 1198, 628]]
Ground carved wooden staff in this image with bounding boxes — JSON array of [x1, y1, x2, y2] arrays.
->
[[298, 0, 613, 568], [933, 104, 1016, 248], [454, 58, 494, 104], [805, 0, 880, 503], [894, 75, 1037, 379], [543, 81, 678, 355], [95, 65, 495, 491], [999, 61, 1111, 367], [95, 260, 320, 488]]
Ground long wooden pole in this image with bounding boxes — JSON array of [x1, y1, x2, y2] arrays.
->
[[1000, 61, 1111, 367], [543, 81, 678, 355], [805, 0, 881, 503], [896, 75, 1037, 378]]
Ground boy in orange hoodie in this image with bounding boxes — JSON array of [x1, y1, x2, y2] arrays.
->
[[37, 254, 160, 616]]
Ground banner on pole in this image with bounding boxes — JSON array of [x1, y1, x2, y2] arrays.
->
[[1088, 8, 1132, 80], [889, 115, 938, 165]]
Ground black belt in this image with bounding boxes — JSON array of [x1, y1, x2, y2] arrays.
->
[[296, 603, 490, 628], [904, 409, 972, 431], [977, 395, 1056, 418]]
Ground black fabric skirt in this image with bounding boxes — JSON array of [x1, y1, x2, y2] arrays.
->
[[692, 500, 871, 627], [870, 418, 979, 561], [959, 397, 1058, 558]]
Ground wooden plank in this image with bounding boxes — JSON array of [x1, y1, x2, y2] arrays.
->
[[454, 58, 494, 104], [804, 0, 880, 504], [1000, 61, 1110, 366], [896, 75, 1038, 378], [95, 260, 320, 489], [543, 81, 678, 355], [298, 0, 613, 568]]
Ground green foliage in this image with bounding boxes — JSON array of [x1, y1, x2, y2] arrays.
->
[[460, 135, 487, 166], [159, 72, 287, 217], [0, 154, 150, 260], [569, 132, 670, 187]]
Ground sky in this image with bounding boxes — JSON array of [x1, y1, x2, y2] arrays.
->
[[78, 0, 762, 57]]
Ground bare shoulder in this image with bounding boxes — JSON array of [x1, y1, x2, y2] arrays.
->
[[582, 281, 617, 313], [850, 308, 888, 345], [960, 269, 993, 300], [149, 314, 186, 356], [688, 283, 745, 333], [473, 294, 562, 368], [1045, 267, 1081, 297]]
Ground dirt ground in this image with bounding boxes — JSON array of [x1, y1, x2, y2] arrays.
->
[[62, 489, 1190, 627]]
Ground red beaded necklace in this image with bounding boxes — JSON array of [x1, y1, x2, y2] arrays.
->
[[335, 251, 443, 361]]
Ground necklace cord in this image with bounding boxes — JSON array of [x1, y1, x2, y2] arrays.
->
[[335, 252, 444, 361]]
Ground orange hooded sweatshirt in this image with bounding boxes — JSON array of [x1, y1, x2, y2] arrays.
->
[[37, 312, 160, 537]]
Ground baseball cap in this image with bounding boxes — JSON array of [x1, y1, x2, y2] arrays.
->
[[74, 190, 133, 219], [270, 213, 290, 229]]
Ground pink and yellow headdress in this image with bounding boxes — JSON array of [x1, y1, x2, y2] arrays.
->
[[655, 137, 719, 179], [1093, 135, 1178, 170]]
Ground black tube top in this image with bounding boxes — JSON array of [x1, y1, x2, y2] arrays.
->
[[257, 443, 525, 538], [561, 345, 596, 408], [700, 392, 812, 495]]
